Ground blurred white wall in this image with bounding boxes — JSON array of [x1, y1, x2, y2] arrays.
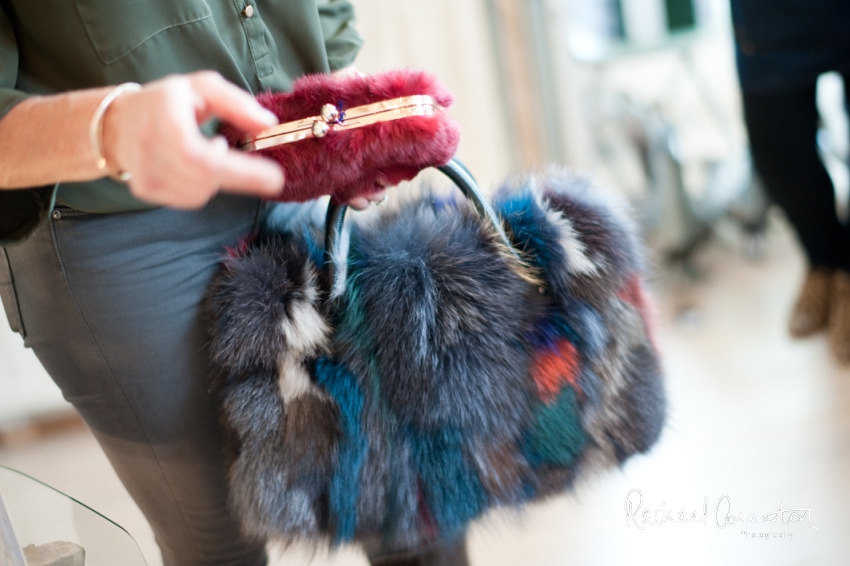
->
[[552, 0, 745, 165]]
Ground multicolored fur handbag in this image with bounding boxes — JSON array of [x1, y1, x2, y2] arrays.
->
[[204, 155, 666, 553]]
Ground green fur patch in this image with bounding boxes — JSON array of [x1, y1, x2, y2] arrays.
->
[[528, 387, 586, 465]]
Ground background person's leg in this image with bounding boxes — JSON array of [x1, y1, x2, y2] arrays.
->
[[830, 69, 850, 362], [4, 196, 267, 566], [743, 86, 846, 340], [743, 86, 846, 271]]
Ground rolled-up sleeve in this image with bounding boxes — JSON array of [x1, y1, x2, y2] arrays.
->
[[317, 0, 363, 72], [0, 6, 30, 121]]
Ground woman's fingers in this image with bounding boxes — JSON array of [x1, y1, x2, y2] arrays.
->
[[347, 189, 388, 210], [190, 71, 278, 135], [347, 197, 370, 210], [367, 189, 388, 202], [188, 73, 284, 199], [210, 139, 285, 197]]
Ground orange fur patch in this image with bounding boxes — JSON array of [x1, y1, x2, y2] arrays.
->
[[532, 339, 580, 403]]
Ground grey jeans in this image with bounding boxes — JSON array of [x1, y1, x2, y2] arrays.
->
[[1, 196, 268, 566], [0, 196, 470, 566]]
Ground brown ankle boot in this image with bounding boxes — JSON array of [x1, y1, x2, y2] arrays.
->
[[829, 270, 850, 363], [789, 268, 833, 338]]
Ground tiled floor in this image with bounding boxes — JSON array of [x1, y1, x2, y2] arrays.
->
[[2, 217, 849, 566]]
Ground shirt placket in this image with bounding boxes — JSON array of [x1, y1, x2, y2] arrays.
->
[[234, 0, 274, 86]]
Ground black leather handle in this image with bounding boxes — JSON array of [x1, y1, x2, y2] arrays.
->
[[324, 200, 348, 297], [324, 158, 515, 296]]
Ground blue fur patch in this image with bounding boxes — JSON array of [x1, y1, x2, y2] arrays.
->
[[408, 427, 485, 539], [315, 357, 367, 542], [496, 190, 565, 276]]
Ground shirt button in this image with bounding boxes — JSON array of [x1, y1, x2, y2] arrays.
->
[[242, 5, 254, 17]]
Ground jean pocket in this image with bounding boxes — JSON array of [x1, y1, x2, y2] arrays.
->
[[0, 248, 26, 338]]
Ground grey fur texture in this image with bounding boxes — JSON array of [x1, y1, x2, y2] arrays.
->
[[204, 171, 665, 552], [348, 202, 539, 436]]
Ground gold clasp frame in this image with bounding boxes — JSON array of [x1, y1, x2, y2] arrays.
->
[[240, 95, 441, 151]]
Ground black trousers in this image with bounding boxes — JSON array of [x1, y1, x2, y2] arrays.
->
[[0, 196, 468, 566], [742, 74, 850, 271]]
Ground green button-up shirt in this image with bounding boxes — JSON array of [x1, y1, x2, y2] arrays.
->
[[0, 0, 362, 245]]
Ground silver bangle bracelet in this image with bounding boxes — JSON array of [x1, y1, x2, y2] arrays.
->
[[89, 82, 142, 183]]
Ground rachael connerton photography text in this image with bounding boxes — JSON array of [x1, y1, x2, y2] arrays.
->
[[623, 489, 818, 531]]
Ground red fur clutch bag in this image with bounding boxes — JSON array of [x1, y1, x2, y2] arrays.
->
[[225, 69, 461, 204]]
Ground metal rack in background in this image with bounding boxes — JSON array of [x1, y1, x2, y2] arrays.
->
[[485, 0, 771, 273]]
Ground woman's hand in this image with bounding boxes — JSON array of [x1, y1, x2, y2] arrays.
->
[[101, 71, 285, 209], [0, 69, 390, 210], [347, 176, 390, 210], [347, 190, 387, 210]]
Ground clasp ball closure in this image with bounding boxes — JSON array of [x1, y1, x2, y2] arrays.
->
[[312, 120, 331, 138], [320, 103, 340, 123]]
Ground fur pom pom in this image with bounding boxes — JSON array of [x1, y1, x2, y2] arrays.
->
[[343, 202, 538, 437], [205, 234, 327, 374]]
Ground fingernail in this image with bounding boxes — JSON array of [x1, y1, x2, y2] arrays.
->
[[266, 165, 285, 192], [348, 198, 368, 210], [212, 136, 229, 151], [260, 109, 279, 126]]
